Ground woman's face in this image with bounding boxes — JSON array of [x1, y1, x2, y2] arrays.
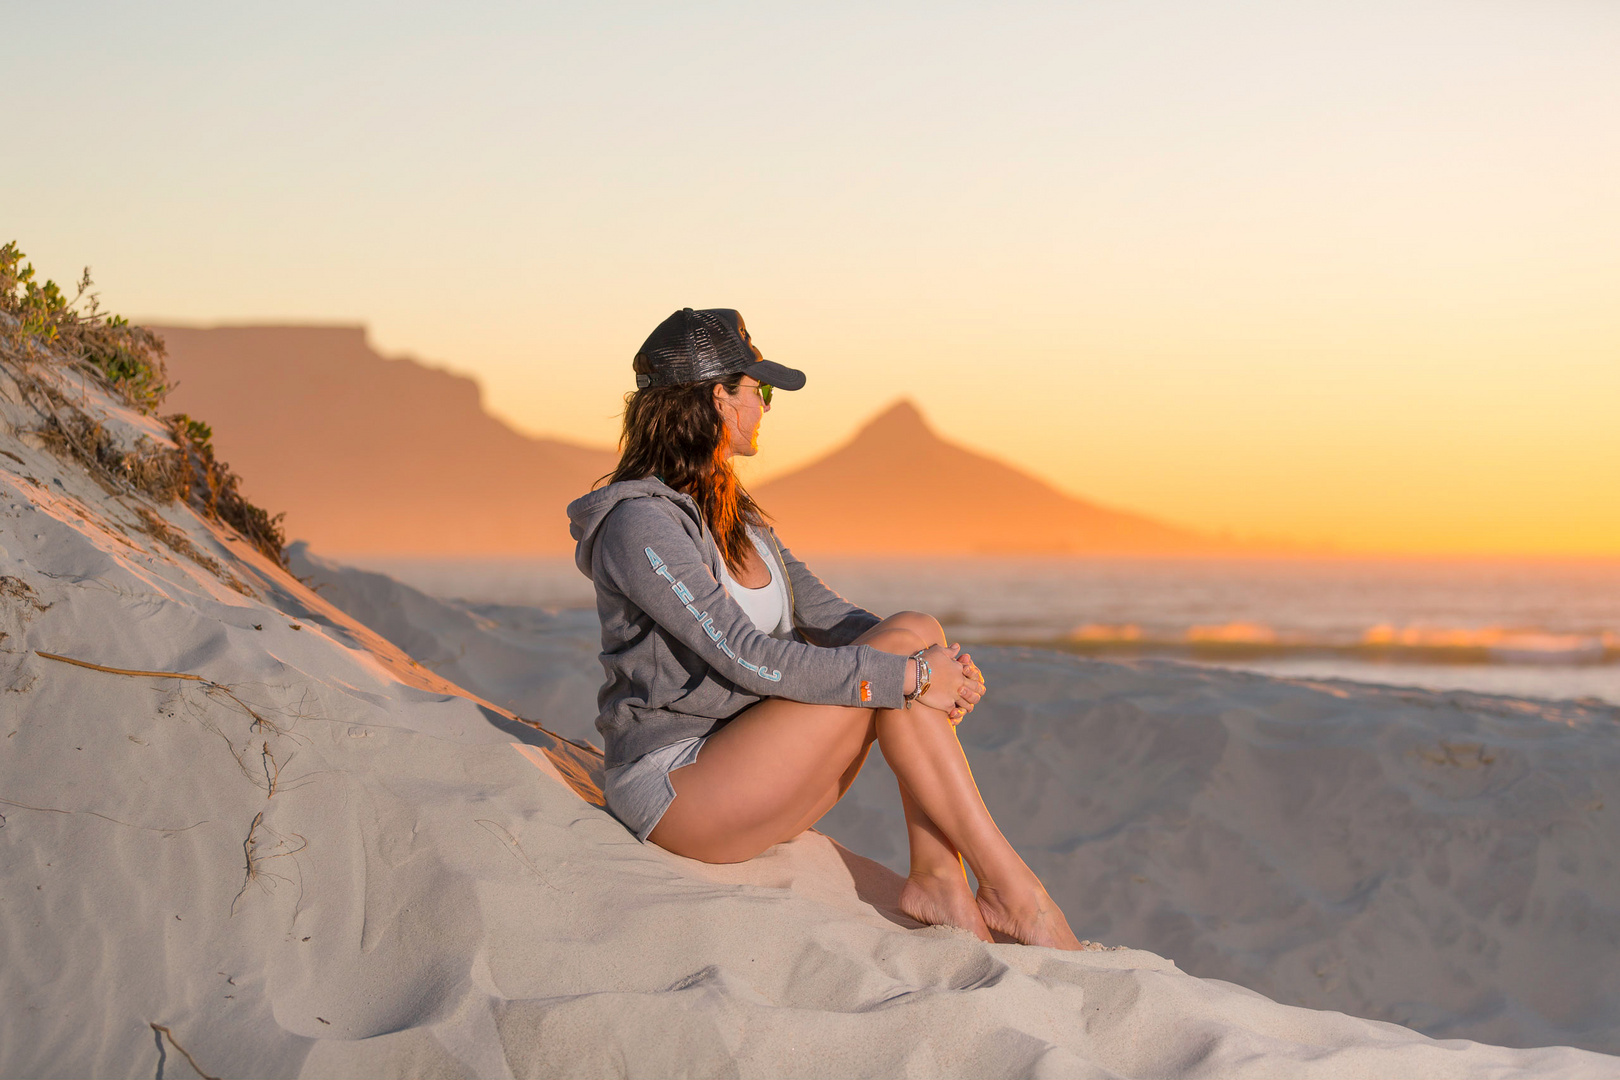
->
[[715, 378, 770, 458]]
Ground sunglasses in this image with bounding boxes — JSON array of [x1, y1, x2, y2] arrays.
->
[[739, 382, 773, 406]]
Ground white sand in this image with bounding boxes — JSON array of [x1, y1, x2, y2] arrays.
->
[[293, 546, 1620, 1057], [3, 362, 1618, 1077]]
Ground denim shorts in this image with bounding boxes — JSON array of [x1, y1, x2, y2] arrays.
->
[[602, 736, 707, 841]]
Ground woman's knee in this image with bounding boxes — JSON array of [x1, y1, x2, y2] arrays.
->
[[883, 610, 947, 648], [857, 611, 944, 656], [859, 625, 929, 656]]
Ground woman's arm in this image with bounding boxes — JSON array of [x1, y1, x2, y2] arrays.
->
[[768, 532, 881, 647], [596, 501, 908, 707], [770, 530, 988, 720]]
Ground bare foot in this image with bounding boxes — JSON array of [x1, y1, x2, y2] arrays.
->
[[976, 882, 1084, 950], [899, 870, 994, 942]]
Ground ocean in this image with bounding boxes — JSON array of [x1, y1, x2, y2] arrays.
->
[[343, 553, 1620, 706]]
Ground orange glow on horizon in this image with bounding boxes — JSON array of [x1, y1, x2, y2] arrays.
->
[[13, 5, 1618, 557]]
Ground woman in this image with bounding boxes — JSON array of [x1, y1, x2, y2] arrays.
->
[[567, 308, 1082, 949]]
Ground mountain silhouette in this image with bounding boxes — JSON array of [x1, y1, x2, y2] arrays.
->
[[156, 331, 1211, 556], [156, 325, 616, 554], [753, 400, 1214, 553]]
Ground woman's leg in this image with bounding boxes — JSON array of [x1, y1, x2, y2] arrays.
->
[[863, 614, 992, 934], [651, 618, 989, 938], [651, 614, 1083, 949], [649, 615, 932, 864], [869, 693, 1080, 949]]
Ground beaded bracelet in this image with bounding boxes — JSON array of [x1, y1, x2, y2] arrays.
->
[[904, 649, 931, 709]]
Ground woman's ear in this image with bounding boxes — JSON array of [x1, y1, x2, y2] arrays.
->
[[713, 382, 738, 422]]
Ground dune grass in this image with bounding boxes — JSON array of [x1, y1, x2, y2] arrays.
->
[[0, 242, 286, 565]]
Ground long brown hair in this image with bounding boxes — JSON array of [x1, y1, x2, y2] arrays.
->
[[606, 373, 766, 572]]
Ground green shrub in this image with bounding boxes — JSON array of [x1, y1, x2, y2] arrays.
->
[[1, 241, 287, 567], [1, 241, 171, 414]]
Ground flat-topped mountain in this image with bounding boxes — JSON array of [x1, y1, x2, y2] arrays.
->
[[755, 400, 1216, 553], [156, 329, 1210, 556], [155, 325, 617, 554]]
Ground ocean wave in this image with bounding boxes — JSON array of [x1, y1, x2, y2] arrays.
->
[[1035, 621, 1620, 666]]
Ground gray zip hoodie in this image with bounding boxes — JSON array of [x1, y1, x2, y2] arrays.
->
[[567, 479, 908, 768]]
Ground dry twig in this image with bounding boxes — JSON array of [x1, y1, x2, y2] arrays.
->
[[230, 810, 307, 915], [260, 741, 281, 799], [37, 650, 275, 730], [0, 796, 204, 834], [149, 1022, 220, 1080], [231, 811, 265, 915], [36, 651, 207, 683]]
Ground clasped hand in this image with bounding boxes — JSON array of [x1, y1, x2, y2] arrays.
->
[[917, 642, 987, 726]]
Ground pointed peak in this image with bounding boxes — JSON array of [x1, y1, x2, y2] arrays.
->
[[856, 399, 934, 438]]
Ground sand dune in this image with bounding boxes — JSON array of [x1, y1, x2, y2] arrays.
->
[[293, 545, 1620, 1056], [4, 348, 1617, 1076], [155, 324, 617, 554]]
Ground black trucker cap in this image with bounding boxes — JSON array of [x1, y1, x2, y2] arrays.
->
[[633, 308, 806, 391]]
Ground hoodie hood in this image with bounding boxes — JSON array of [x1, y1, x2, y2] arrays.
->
[[567, 479, 705, 579]]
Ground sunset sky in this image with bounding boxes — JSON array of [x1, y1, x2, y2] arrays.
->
[[10, 2, 1618, 555]]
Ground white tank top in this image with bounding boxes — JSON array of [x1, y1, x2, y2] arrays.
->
[[719, 528, 791, 638]]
